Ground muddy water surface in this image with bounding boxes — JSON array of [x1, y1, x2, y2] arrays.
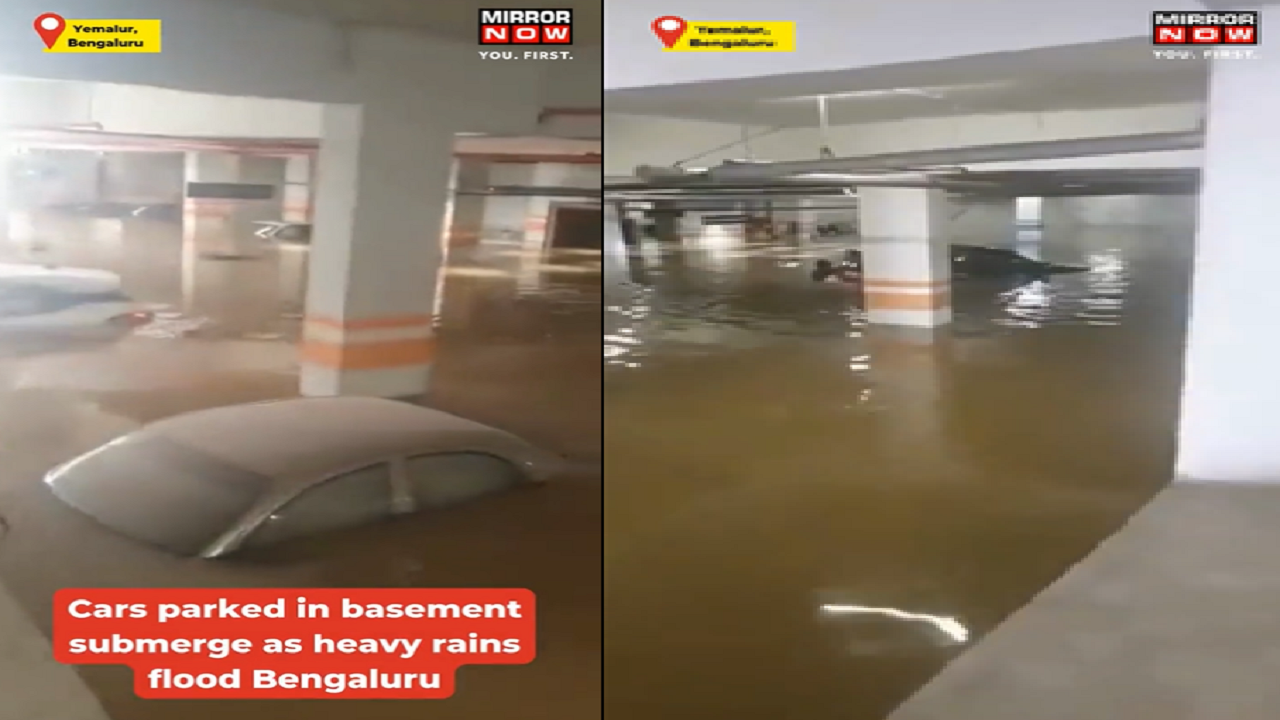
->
[[604, 227, 1193, 719]]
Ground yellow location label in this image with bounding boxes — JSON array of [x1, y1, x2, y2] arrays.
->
[[35, 14, 162, 53]]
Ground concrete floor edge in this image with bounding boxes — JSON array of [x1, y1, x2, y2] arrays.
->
[[887, 479, 1280, 720]]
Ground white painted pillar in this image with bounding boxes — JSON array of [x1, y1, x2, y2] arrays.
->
[[1176, 20, 1280, 484], [857, 187, 951, 327], [299, 101, 456, 398], [183, 151, 245, 255]]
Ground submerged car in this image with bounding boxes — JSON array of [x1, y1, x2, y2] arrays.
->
[[813, 244, 1085, 282], [948, 244, 1086, 278], [0, 263, 153, 343], [44, 397, 563, 558]]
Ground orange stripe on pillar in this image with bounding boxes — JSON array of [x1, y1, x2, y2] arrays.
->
[[299, 337, 436, 370], [863, 280, 951, 311], [300, 314, 437, 370]]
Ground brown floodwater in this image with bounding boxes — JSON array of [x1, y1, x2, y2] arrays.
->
[[0, 210, 602, 719], [603, 226, 1193, 719]]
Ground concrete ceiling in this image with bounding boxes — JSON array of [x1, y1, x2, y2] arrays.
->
[[606, 39, 1209, 126], [218, 0, 603, 43]]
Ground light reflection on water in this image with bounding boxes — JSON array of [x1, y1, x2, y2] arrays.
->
[[604, 227, 1194, 720]]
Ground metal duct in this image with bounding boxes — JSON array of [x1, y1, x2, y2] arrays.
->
[[707, 130, 1204, 180]]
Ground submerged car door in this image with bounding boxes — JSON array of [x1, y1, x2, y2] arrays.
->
[[240, 462, 397, 550], [403, 452, 525, 510]]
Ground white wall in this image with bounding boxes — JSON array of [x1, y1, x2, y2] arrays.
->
[[539, 46, 603, 109], [604, 0, 1202, 90], [91, 83, 322, 137], [605, 103, 1205, 174], [1043, 195, 1198, 228], [1176, 8, 1280, 483]]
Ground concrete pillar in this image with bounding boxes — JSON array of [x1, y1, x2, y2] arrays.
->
[[299, 101, 455, 398], [1176, 18, 1280, 484], [858, 187, 951, 328], [282, 154, 312, 223], [184, 152, 286, 253], [183, 152, 243, 256]]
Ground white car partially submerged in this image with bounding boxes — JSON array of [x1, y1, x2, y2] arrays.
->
[[0, 263, 153, 342], [44, 397, 563, 558]]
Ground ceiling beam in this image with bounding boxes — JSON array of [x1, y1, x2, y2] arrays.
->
[[537, 107, 602, 123]]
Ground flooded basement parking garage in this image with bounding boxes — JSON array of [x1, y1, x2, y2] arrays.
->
[[604, 225, 1195, 719], [0, 209, 602, 719]]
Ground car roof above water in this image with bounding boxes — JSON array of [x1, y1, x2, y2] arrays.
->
[[133, 397, 541, 486]]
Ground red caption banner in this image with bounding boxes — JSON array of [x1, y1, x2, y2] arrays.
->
[[52, 587, 535, 699]]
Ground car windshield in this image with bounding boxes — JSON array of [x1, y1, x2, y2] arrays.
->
[[46, 434, 270, 556]]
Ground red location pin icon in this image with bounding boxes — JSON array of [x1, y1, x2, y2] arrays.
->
[[34, 13, 66, 49], [651, 16, 688, 49]]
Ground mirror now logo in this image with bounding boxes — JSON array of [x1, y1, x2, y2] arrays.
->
[[1151, 10, 1259, 44], [478, 9, 573, 45]]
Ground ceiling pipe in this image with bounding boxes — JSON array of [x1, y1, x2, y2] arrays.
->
[[608, 170, 999, 194], [6, 128, 601, 163], [707, 130, 1204, 180]]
